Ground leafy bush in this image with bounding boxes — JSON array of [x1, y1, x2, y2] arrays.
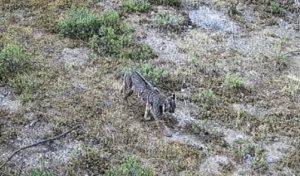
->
[[26, 168, 52, 176], [122, 0, 151, 13], [224, 73, 244, 90], [89, 10, 132, 56], [149, 0, 181, 7], [106, 156, 154, 176], [135, 63, 163, 85], [0, 44, 26, 80], [58, 7, 101, 39]]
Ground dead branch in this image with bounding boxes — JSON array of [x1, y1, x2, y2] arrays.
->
[[0, 125, 81, 170]]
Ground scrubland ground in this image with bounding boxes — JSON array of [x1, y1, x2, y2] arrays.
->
[[0, 0, 299, 175]]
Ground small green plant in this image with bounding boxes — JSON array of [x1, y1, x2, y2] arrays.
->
[[135, 63, 163, 85], [8, 73, 34, 94], [0, 44, 26, 80], [99, 10, 122, 28], [200, 88, 216, 104], [192, 88, 216, 106], [122, 44, 157, 60], [89, 10, 132, 56], [149, 0, 181, 7], [26, 168, 52, 176], [99, 26, 131, 55], [270, 1, 281, 14], [68, 147, 111, 175], [122, 0, 151, 13], [106, 156, 154, 176], [274, 54, 287, 67], [224, 73, 244, 90], [232, 139, 267, 172], [8, 73, 40, 102], [271, 40, 287, 68], [58, 7, 101, 39], [155, 10, 184, 31]]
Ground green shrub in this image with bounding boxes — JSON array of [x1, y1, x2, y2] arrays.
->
[[58, 7, 101, 39], [26, 168, 52, 176], [8, 73, 34, 94], [201, 89, 216, 102], [106, 156, 154, 176], [100, 10, 121, 28], [0, 44, 26, 80], [224, 73, 244, 90], [90, 26, 132, 56], [122, 0, 151, 13], [155, 10, 184, 31], [149, 0, 181, 7], [135, 63, 163, 85], [122, 44, 157, 60], [270, 1, 281, 14], [190, 88, 216, 110], [89, 10, 132, 56]]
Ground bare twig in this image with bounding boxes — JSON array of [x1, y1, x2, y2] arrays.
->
[[0, 125, 81, 170]]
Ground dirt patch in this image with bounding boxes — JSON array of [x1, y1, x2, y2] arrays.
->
[[199, 155, 232, 176], [0, 86, 21, 113], [263, 142, 294, 163], [188, 6, 239, 33], [59, 47, 91, 67], [2, 120, 81, 172]]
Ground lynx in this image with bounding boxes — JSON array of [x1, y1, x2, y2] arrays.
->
[[121, 70, 176, 137]]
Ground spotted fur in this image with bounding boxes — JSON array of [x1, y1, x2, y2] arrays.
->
[[121, 70, 176, 137]]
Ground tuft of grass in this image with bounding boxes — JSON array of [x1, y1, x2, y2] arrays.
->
[[270, 1, 281, 14], [58, 7, 101, 39], [122, 0, 151, 13], [199, 88, 216, 104], [191, 88, 216, 109], [0, 44, 26, 81], [8, 73, 34, 95], [68, 147, 111, 175], [155, 10, 184, 32], [105, 156, 154, 176], [135, 63, 164, 85], [271, 40, 287, 69], [232, 139, 267, 173], [149, 0, 181, 7], [122, 44, 157, 60], [274, 54, 288, 67], [224, 73, 244, 90], [26, 168, 52, 176], [8, 73, 36, 102]]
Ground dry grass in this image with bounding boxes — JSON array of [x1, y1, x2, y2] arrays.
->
[[1, 0, 299, 175]]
